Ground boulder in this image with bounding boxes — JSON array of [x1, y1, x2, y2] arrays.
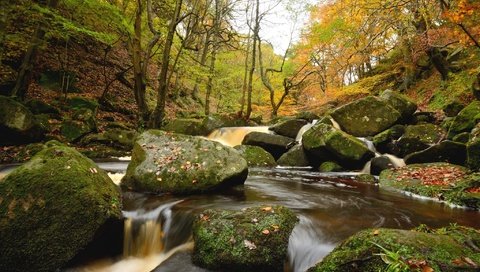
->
[[61, 108, 97, 142], [277, 144, 310, 167], [447, 101, 480, 139], [0, 95, 44, 145], [372, 125, 405, 154], [192, 205, 298, 271], [122, 130, 248, 194], [379, 90, 417, 121], [234, 145, 277, 167], [242, 132, 295, 160], [80, 128, 138, 151], [378, 163, 479, 208], [295, 111, 320, 122], [202, 114, 252, 135], [370, 156, 396, 175], [308, 226, 480, 272], [395, 124, 445, 157], [0, 145, 122, 272], [67, 97, 99, 112], [163, 118, 206, 136], [412, 111, 437, 124], [330, 96, 402, 137], [404, 140, 467, 165], [318, 161, 343, 172], [269, 119, 308, 139], [442, 100, 465, 117], [302, 123, 374, 169], [467, 124, 480, 170], [25, 99, 60, 116], [452, 132, 470, 144]]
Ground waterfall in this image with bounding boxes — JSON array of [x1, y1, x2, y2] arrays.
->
[[207, 126, 271, 147], [296, 120, 318, 142]]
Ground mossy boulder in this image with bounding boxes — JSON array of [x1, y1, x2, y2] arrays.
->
[[25, 99, 60, 116], [295, 111, 320, 122], [379, 163, 480, 209], [447, 101, 480, 139], [467, 124, 480, 170], [242, 132, 295, 160], [0, 145, 122, 272], [0, 95, 44, 145], [308, 225, 480, 272], [192, 205, 298, 271], [379, 90, 417, 122], [60, 108, 97, 142], [269, 119, 308, 139], [372, 124, 405, 154], [404, 141, 467, 165], [318, 161, 343, 172], [277, 144, 310, 167], [330, 96, 402, 137], [395, 124, 445, 157], [234, 145, 277, 167], [370, 156, 397, 175], [80, 128, 138, 151], [122, 130, 248, 194], [67, 97, 99, 112], [163, 118, 206, 136], [302, 123, 374, 169]]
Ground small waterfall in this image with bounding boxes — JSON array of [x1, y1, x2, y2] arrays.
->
[[357, 138, 405, 174], [329, 118, 341, 130], [296, 120, 318, 142], [207, 126, 270, 147]]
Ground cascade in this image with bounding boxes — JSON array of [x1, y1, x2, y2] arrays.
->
[[295, 120, 318, 142], [207, 126, 270, 147]]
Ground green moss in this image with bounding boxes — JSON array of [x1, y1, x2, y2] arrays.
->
[[192, 205, 298, 271], [448, 101, 480, 139], [0, 145, 121, 272], [277, 144, 310, 167], [235, 145, 277, 167], [318, 161, 343, 172]]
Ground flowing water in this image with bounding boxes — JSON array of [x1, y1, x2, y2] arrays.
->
[[2, 125, 480, 272]]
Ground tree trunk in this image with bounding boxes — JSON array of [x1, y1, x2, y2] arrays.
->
[[205, 0, 221, 116], [239, 29, 251, 117], [192, 31, 211, 102], [11, 0, 59, 100], [150, 0, 183, 128], [246, 0, 260, 119]]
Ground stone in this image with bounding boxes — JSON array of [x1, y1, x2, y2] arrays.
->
[[404, 140, 467, 165], [192, 205, 298, 271], [67, 97, 99, 112], [447, 101, 480, 139], [379, 90, 417, 122], [242, 132, 295, 160], [295, 111, 320, 122], [370, 156, 396, 175], [308, 226, 480, 272], [202, 114, 252, 135], [0, 145, 122, 272], [0, 95, 44, 145], [330, 96, 402, 137], [277, 144, 311, 167], [318, 161, 343, 172], [163, 118, 206, 136], [122, 130, 248, 194], [356, 174, 377, 184], [395, 124, 445, 157], [442, 100, 465, 117], [302, 123, 375, 169], [234, 145, 277, 167], [467, 124, 480, 170], [269, 119, 308, 139], [25, 99, 60, 116], [60, 108, 97, 142], [80, 128, 138, 151], [372, 125, 405, 154]]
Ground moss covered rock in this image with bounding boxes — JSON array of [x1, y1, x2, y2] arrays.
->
[[0, 145, 122, 272], [80, 128, 138, 151], [269, 119, 308, 139], [122, 130, 248, 194], [242, 132, 295, 160], [192, 205, 298, 271], [467, 123, 480, 170], [308, 225, 480, 272], [277, 144, 310, 167], [443, 100, 465, 117], [163, 118, 206, 136], [379, 163, 480, 209], [379, 90, 417, 121], [404, 140, 467, 165], [372, 124, 405, 154], [60, 108, 97, 142], [25, 99, 60, 116], [234, 145, 277, 167], [396, 124, 445, 157], [318, 161, 344, 172], [447, 101, 480, 139], [67, 97, 99, 112], [295, 111, 320, 122], [330, 96, 402, 137], [302, 123, 374, 169], [0, 95, 44, 145]]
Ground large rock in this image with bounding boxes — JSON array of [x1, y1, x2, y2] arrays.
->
[[379, 90, 417, 121], [242, 132, 295, 160], [269, 119, 308, 139], [234, 145, 277, 167], [447, 101, 480, 139], [379, 163, 479, 209], [395, 124, 445, 157], [404, 140, 467, 165], [308, 226, 480, 272], [0, 145, 122, 272], [330, 96, 402, 137], [163, 118, 206, 136], [80, 128, 138, 151], [61, 108, 97, 142], [467, 123, 480, 170], [370, 156, 397, 175], [302, 123, 374, 168], [277, 144, 310, 167], [192, 206, 298, 271], [372, 124, 405, 154], [122, 130, 248, 194], [318, 161, 343, 172], [0, 95, 44, 145]]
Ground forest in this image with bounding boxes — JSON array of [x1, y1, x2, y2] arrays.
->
[[1, 0, 480, 272]]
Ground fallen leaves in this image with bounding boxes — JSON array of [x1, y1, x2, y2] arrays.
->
[[393, 165, 466, 186], [373, 229, 380, 236], [262, 229, 270, 235], [261, 206, 273, 212]]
